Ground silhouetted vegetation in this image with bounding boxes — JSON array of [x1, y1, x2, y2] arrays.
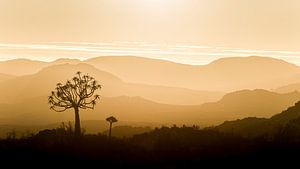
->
[[3, 69, 300, 167], [48, 72, 101, 137], [217, 101, 300, 138], [1, 123, 300, 168], [106, 116, 118, 139], [102, 125, 152, 138]]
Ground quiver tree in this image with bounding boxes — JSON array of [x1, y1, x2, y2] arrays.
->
[[48, 72, 101, 137], [106, 116, 118, 139]]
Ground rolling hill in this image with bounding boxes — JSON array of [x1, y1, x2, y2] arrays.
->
[[0, 95, 201, 125], [85, 56, 300, 91], [0, 84, 299, 127], [217, 101, 300, 137], [0, 63, 222, 105], [274, 83, 300, 93], [0, 57, 299, 127], [199, 89, 300, 119], [1, 56, 300, 92], [0, 59, 48, 75], [0, 58, 81, 76]]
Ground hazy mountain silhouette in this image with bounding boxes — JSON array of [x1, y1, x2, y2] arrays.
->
[[0, 58, 81, 76], [199, 89, 300, 119], [0, 63, 222, 105], [0, 63, 122, 103], [273, 83, 300, 93], [0, 95, 201, 126], [53, 58, 81, 64], [1, 56, 300, 91], [0, 59, 48, 75], [85, 56, 300, 91], [0, 87, 299, 126], [0, 56, 299, 126], [217, 101, 300, 137]]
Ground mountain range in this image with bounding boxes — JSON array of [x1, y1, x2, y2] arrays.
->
[[1, 56, 300, 91], [0, 63, 222, 105], [0, 56, 300, 127], [86, 56, 300, 91]]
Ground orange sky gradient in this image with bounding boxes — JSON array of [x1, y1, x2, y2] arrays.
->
[[0, 0, 300, 65]]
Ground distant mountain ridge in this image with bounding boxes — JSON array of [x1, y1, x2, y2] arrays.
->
[[198, 89, 300, 119], [85, 56, 300, 91], [0, 59, 48, 75], [1, 56, 300, 91], [0, 82, 299, 126], [0, 63, 222, 105], [0, 56, 299, 126], [274, 83, 300, 93]]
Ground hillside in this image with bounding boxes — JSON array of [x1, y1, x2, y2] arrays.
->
[[0, 58, 298, 126], [86, 56, 300, 91], [0, 87, 299, 126], [0, 63, 123, 103], [0, 95, 202, 126], [0, 59, 48, 75], [198, 89, 300, 119], [217, 101, 300, 137], [0, 58, 81, 76], [1, 56, 300, 91], [274, 83, 300, 93], [0, 63, 222, 105]]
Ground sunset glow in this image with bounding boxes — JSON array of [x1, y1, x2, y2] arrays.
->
[[1, 1, 300, 166], [1, 42, 300, 65], [0, 0, 300, 64]]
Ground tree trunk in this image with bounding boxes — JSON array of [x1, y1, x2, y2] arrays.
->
[[74, 107, 81, 137], [109, 122, 112, 139]]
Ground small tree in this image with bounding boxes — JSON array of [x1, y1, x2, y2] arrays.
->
[[106, 116, 118, 139], [48, 72, 101, 137]]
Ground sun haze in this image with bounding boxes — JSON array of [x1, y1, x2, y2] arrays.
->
[[0, 0, 300, 64], [1, 1, 300, 166]]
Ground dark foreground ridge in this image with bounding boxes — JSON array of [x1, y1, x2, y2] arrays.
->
[[3, 101, 300, 168], [1, 124, 300, 168], [3, 100, 300, 168]]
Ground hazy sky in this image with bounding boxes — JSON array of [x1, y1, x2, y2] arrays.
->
[[0, 0, 300, 64]]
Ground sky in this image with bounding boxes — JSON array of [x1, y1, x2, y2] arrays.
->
[[0, 0, 300, 65]]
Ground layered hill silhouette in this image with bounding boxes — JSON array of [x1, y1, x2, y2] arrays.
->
[[0, 63, 222, 105], [1, 56, 300, 91], [0, 56, 300, 127], [0, 59, 48, 75], [0, 58, 81, 76], [274, 83, 300, 93], [217, 101, 300, 137], [85, 56, 300, 91], [0, 95, 199, 125], [0, 77, 299, 126], [199, 89, 300, 119]]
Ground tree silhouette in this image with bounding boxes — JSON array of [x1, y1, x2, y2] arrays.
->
[[48, 72, 101, 137], [106, 116, 118, 139]]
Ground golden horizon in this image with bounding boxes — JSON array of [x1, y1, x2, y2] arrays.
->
[[0, 42, 300, 66]]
